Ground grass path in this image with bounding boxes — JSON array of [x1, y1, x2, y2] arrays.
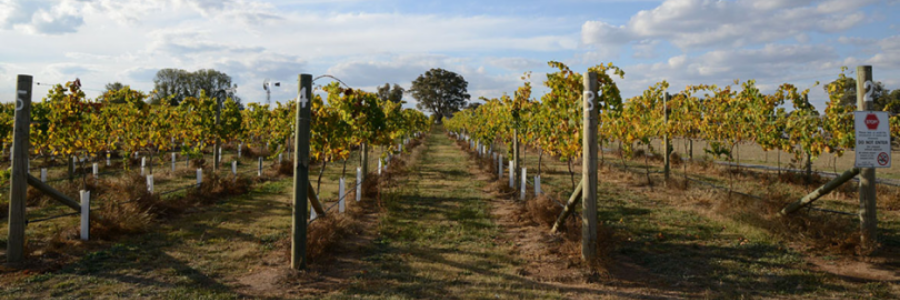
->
[[0, 179, 293, 299], [3, 126, 897, 299], [319, 127, 626, 299]]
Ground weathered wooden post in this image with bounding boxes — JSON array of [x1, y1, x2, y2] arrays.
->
[[857, 65, 877, 248], [663, 92, 670, 182], [292, 74, 312, 270], [7, 74, 32, 263], [68, 155, 75, 181], [513, 129, 520, 192], [361, 143, 369, 182], [258, 157, 263, 177], [582, 71, 599, 262]]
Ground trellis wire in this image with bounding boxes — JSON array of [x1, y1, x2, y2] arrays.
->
[[308, 180, 364, 225]]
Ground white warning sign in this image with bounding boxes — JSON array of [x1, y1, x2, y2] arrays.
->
[[855, 111, 891, 168]]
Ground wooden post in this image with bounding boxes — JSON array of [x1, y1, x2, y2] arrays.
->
[[806, 151, 813, 184], [513, 129, 520, 192], [26, 175, 80, 211], [292, 74, 312, 270], [857, 65, 877, 248], [356, 167, 362, 202], [80, 190, 90, 241], [663, 92, 670, 182], [689, 139, 693, 161], [582, 71, 599, 262], [68, 155, 75, 181], [361, 143, 369, 182], [551, 178, 584, 233], [307, 181, 325, 216], [7, 74, 31, 263], [258, 157, 263, 177], [780, 168, 860, 215], [214, 97, 221, 172]]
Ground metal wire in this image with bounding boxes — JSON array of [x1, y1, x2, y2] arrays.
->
[[309, 180, 364, 225], [716, 161, 900, 187], [158, 184, 196, 196], [26, 212, 79, 225], [808, 207, 856, 216], [682, 176, 767, 201]]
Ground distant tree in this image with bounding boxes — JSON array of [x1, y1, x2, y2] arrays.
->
[[152, 68, 191, 105], [377, 83, 405, 103], [881, 89, 900, 114], [105, 82, 125, 92], [100, 84, 148, 108], [193, 69, 240, 107], [409, 68, 469, 122], [824, 77, 899, 111], [151, 68, 241, 106], [466, 102, 482, 110], [377, 83, 390, 101], [102, 82, 127, 103]]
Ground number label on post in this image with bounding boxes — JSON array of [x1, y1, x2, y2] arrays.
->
[[16, 90, 26, 111], [864, 80, 875, 102], [583, 90, 596, 112], [297, 87, 308, 108]]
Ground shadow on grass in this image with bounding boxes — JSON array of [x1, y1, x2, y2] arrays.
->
[[53, 241, 235, 297], [601, 200, 861, 298]]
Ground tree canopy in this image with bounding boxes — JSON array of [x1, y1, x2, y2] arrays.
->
[[409, 68, 470, 121], [377, 83, 405, 103], [825, 76, 900, 113], [152, 68, 240, 106]]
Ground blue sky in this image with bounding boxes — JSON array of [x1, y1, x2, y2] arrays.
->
[[1, 0, 899, 112]]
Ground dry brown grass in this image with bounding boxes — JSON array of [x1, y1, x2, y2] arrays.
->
[[549, 210, 617, 271], [272, 160, 294, 176], [292, 137, 428, 265], [878, 184, 900, 210], [669, 151, 684, 166], [93, 199, 154, 239], [246, 146, 270, 158], [26, 176, 108, 208], [303, 213, 362, 263], [37, 226, 81, 260], [191, 157, 208, 169], [665, 177, 691, 191], [709, 190, 860, 254], [186, 172, 252, 205], [524, 194, 563, 228], [489, 180, 516, 196], [361, 172, 380, 200]]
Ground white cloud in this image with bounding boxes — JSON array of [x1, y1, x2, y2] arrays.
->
[[631, 40, 660, 59], [325, 54, 524, 107], [617, 44, 841, 104], [147, 29, 266, 56], [837, 36, 875, 45], [213, 52, 307, 83], [45, 63, 96, 78], [1, 0, 86, 35], [582, 0, 879, 50], [485, 57, 545, 71], [866, 35, 900, 68], [327, 54, 450, 88]]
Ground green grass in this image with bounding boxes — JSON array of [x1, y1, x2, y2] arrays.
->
[[322, 127, 569, 299], [0, 144, 385, 299], [484, 129, 900, 299], [0, 128, 897, 299]]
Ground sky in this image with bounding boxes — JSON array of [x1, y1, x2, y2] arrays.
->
[[1, 0, 899, 112]]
